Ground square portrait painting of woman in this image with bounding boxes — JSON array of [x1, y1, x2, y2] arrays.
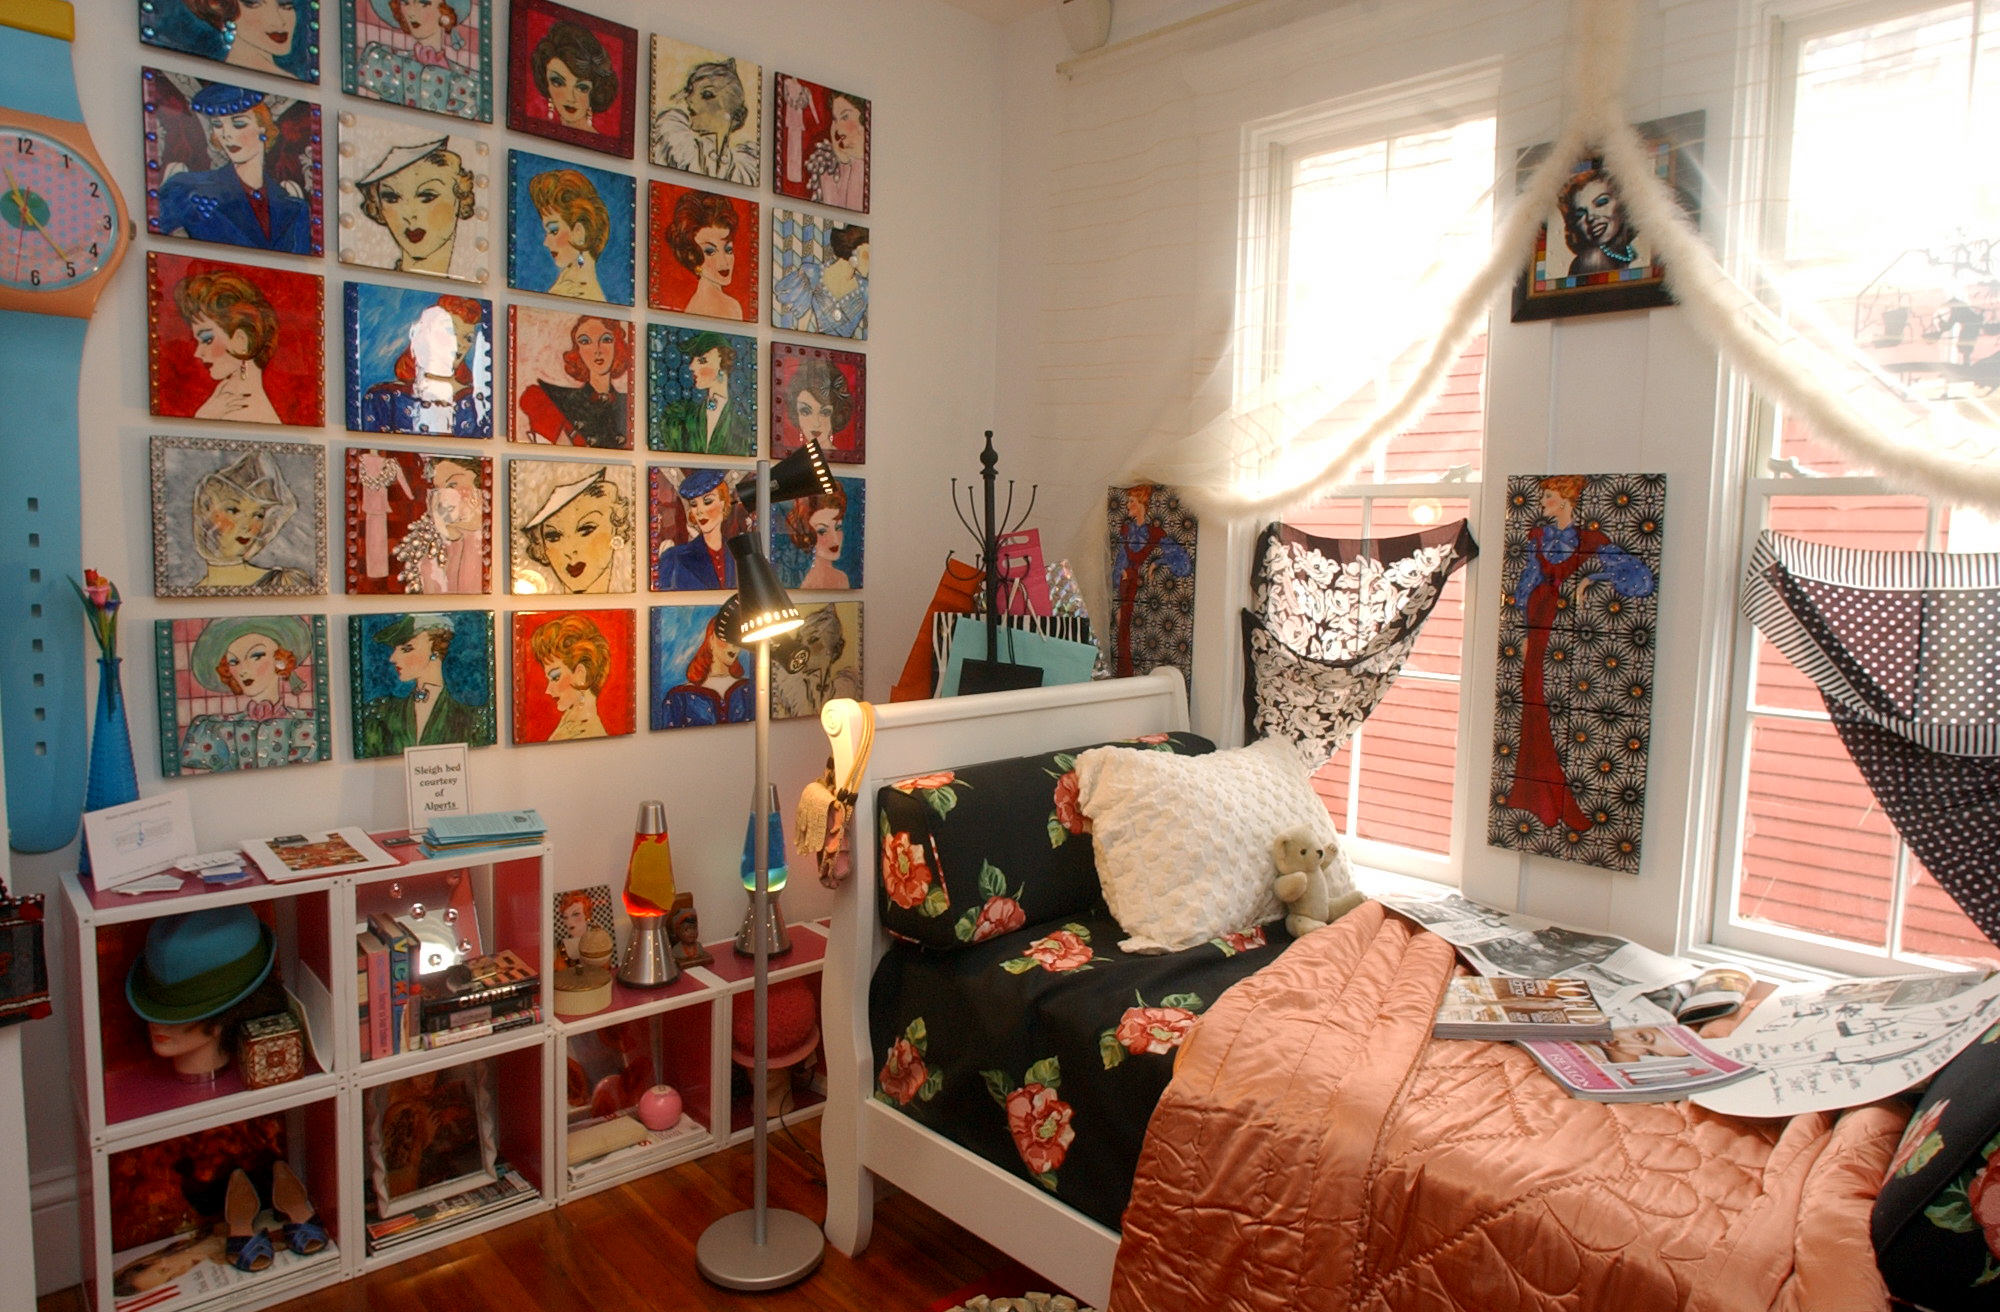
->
[[769, 602, 861, 722], [147, 251, 325, 427], [510, 608, 634, 743], [773, 74, 868, 215], [508, 306, 633, 450], [770, 475, 863, 593], [649, 37, 759, 187], [336, 113, 491, 283], [342, 0, 492, 122], [138, 0, 321, 86], [349, 610, 496, 759], [506, 149, 636, 306], [647, 465, 753, 593], [770, 342, 863, 464], [344, 448, 490, 595], [647, 182, 758, 322], [770, 208, 867, 341], [506, 0, 637, 160], [154, 613, 331, 777], [508, 460, 637, 596], [149, 434, 327, 599], [142, 69, 323, 256], [647, 325, 755, 456], [650, 604, 749, 731], [343, 284, 494, 438]]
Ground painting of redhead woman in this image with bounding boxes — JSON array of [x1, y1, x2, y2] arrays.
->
[[344, 283, 494, 438], [139, 0, 322, 85], [150, 435, 327, 598], [508, 305, 634, 449], [147, 252, 325, 427], [343, 0, 491, 122], [155, 614, 332, 776], [506, 0, 638, 159], [506, 149, 636, 306], [1488, 472, 1665, 874], [511, 609, 635, 743], [649, 604, 751, 730], [142, 70, 323, 255], [648, 182, 759, 322], [770, 476, 864, 592]]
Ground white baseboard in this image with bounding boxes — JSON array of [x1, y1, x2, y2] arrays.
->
[[32, 1166, 80, 1297]]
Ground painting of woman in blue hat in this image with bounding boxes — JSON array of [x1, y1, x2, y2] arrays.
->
[[166, 614, 329, 776], [148, 75, 320, 255], [650, 466, 748, 591]]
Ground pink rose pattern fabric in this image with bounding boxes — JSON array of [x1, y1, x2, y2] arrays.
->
[[985, 1058, 1075, 1189], [1101, 992, 1205, 1068]]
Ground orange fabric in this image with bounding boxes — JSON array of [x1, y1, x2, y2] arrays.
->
[[890, 558, 984, 702], [1111, 903, 1903, 1312]]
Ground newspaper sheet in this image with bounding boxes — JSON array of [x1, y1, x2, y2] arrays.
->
[[1691, 970, 2000, 1117], [1377, 891, 1699, 1026]]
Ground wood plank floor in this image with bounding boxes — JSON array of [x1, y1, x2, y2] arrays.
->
[[38, 1118, 1019, 1312]]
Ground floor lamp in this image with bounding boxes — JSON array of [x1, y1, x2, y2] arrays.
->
[[696, 443, 833, 1291]]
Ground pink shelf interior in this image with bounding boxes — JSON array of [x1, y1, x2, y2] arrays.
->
[[101, 1054, 323, 1125], [698, 924, 827, 985]]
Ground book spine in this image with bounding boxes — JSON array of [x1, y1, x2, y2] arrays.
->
[[356, 938, 372, 1063], [424, 1007, 541, 1050], [369, 913, 415, 1055], [420, 983, 541, 1032], [360, 929, 391, 1059]]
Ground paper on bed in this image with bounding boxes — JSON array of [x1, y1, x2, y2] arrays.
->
[[1693, 968, 2000, 1116]]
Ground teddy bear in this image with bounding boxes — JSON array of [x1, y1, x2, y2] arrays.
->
[[1271, 826, 1365, 937]]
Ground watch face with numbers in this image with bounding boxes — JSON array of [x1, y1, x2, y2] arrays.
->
[[0, 126, 120, 293]]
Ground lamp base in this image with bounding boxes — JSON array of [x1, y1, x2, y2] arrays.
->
[[734, 892, 792, 957], [618, 915, 679, 988], [695, 1207, 824, 1290]]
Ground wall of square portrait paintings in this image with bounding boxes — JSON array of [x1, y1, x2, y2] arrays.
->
[[36, 0, 1017, 1280]]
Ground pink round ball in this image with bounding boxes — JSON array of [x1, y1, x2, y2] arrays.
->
[[636, 1084, 683, 1131]]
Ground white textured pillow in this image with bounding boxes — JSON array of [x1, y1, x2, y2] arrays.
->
[[1075, 735, 1333, 953]]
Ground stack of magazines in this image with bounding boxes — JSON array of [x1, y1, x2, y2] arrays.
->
[[420, 810, 547, 858], [364, 1168, 537, 1252], [1432, 977, 1613, 1040]]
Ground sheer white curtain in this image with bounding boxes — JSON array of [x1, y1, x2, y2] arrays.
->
[[1039, 0, 2000, 529]]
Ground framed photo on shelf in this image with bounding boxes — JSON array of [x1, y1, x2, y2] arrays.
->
[[509, 609, 637, 743], [344, 448, 492, 596], [341, 0, 493, 122], [343, 284, 495, 438], [646, 181, 758, 322], [139, 0, 321, 85], [647, 324, 756, 456], [770, 342, 864, 463], [646, 464, 755, 592], [1511, 111, 1704, 323], [553, 884, 614, 969], [769, 475, 863, 592], [507, 459, 638, 595], [146, 251, 326, 427], [649, 603, 750, 730], [154, 614, 332, 777], [773, 73, 869, 214], [648, 36, 759, 186], [505, 149, 636, 306], [335, 111, 492, 283], [150, 435, 327, 599], [142, 68, 324, 256], [364, 1060, 499, 1216], [506, 0, 638, 159], [507, 305, 635, 449], [769, 208, 868, 341], [349, 610, 498, 759]]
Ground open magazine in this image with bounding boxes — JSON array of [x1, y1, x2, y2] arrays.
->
[[1648, 966, 1755, 1026], [1519, 1024, 1755, 1102]]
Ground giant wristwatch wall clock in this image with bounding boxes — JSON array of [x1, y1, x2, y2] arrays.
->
[[0, 0, 133, 852]]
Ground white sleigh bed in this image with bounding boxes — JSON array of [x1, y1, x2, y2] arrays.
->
[[816, 670, 1191, 1308]]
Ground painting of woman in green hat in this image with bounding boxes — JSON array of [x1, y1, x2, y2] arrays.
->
[[162, 614, 330, 776], [352, 611, 496, 759]]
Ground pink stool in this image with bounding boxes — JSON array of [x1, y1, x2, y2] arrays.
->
[[731, 979, 820, 1117]]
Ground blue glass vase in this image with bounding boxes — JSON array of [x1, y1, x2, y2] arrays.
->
[[84, 655, 139, 816]]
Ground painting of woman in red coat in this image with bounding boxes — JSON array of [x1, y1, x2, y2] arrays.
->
[[1501, 474, 1656, 837], [1109, 483, 1195, 680]]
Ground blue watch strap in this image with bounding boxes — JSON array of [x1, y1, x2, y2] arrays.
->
[[0, 311, 87, 852], [0, 22, 81, 122]]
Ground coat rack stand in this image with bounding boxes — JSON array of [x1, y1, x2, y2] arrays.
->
[[950, 430, 1037, 668]]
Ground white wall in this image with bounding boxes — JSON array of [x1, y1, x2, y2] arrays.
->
[[996, 0, 1741, 952], [20, 0, 1003, 1290]]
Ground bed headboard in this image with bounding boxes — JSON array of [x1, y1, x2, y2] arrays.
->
[[816, 670, 1191, 1115]]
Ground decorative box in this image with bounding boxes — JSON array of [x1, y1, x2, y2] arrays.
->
[[237, 1010, 304, 1089], [0, 891, 50, 1028]]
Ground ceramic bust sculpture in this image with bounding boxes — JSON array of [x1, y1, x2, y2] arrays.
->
[[125, 904, 278, 1082]]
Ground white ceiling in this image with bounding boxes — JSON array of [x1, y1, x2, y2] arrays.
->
[[935, 0, 1050, 24]]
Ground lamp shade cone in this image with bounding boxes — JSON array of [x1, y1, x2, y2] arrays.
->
[[722, 536, 802, 645], [740, 439, 837, 511]]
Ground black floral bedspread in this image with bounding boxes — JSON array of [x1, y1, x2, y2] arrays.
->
[[869, 910, 1295, 1230]]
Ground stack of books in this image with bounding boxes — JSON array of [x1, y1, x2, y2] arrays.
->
[[357, 929, 541, 1058], [420, 810, 547, 858]]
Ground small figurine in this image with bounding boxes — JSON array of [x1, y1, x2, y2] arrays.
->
[[669, 892, 711, 968]]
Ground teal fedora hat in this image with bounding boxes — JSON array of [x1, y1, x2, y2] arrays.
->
[[126, 906, 277, 1025]]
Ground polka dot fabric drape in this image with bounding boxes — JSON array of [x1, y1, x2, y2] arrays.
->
[[1743, 532, 2000, 946]]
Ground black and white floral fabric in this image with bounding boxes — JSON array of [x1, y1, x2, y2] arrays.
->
[[1744, 531, 2000, 947], [1240, 520, 1477, 770]]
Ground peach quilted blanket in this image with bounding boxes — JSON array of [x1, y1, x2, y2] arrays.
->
[[1111, 903, 1903, 1312]]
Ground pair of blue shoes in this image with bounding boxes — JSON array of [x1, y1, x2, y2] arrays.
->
[[224, 1163, 327, 1272]]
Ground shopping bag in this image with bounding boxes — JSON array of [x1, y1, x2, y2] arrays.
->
[[941, 616, 1099, 697]]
